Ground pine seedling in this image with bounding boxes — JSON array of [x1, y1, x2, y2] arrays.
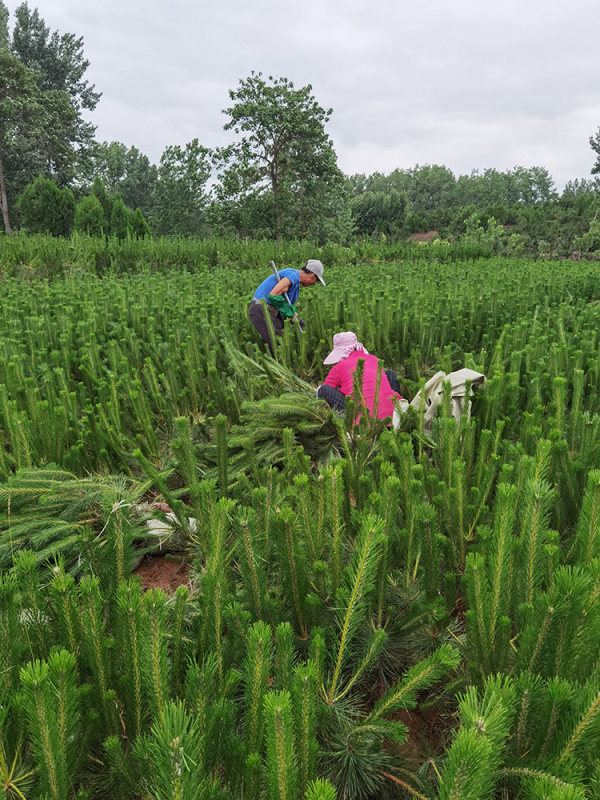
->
[[515, 566, 599, 681], [235, 509, 267, 621], [318, 465, 345, 595], [46, 649, 83, 781], [12, 549, 49, 659], [264, 690, 299, 800], [515, 776, 585, 799], [308, 628, 327, 691], [291, 662, 319, 798], [365, 644, 459, 727], [552, 376, 568, 434], [305, 779, 337, 800], [215, 413, 229, 497], [78, 574, 117, 736], [511, 670, 546, 759], [416, 501, 442, 600], [572, 470, 600, 565], [132, 701, 207, 800], [514, 478, 555, 608], [557, 678, 600, 775], [275, 622, 296, 692], [295, 473, 318, 561], [328, 628, 388, 704], [325, 514, 384, 704], [169, 585, 192, 693], [0, 704, 34, 800], [569, 368, 585, 455], [437, 675, 516, 800], [93, 499, 140, 599], [467, 425, 503, 540], [20, 651, 82, 800], [198, 497, 233, 682], [102, 736, 140, 800], [0, 572, 22, 697], [172, 416, 203, 513], [243, 620, 274, 758], [114, 578, 148, 739], [273, 507, 309, 639], [183, 655, 219, 763], [550, 438, 582, 532], [479, 483, 516, 674], [142, 588, 171, 720], [538, 677, 576, 759], [463, 552, 493, 677], [48, 564, 82, 658]]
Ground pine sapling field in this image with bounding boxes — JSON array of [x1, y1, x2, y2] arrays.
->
[[1, 242, 600, 800]]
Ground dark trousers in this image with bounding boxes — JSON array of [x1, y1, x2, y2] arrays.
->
[[248, 301, 284, 355], [317, 370, 401, 412]]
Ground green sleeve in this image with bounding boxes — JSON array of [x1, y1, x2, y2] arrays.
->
[[267, 293, 296, 319]]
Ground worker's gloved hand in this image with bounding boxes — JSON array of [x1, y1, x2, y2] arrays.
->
[[297, 318, 306, 331]]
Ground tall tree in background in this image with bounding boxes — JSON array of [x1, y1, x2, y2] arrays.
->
[[87, 141, 158, 217], [150, 139, 211, 236], [11, 3, 99, 139], [0, 2, 99, 232], [589, 128, 600, 175], [0, 48, 45, 232], [220, 72, 345, 242], [16, 175, 75, 235], [0, 1, 8, 48]]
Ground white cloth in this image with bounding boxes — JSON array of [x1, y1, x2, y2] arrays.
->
[[392, 367, 486, 433]]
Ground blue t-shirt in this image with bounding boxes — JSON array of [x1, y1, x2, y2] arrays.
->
[[253, 268, 301, 306]]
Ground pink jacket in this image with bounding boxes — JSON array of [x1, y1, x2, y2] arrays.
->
[[322, 350, 402, 420]]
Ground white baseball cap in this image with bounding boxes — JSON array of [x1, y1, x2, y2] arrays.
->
[[305, 259, 326, 286]]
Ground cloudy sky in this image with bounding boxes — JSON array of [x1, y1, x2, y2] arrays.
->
[[5, 0, 600, 188]]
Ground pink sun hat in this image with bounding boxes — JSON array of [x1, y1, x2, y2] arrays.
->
[[323, 332, 368, 365]]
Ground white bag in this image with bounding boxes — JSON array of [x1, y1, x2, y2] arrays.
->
[[393, 367, 486, 433]]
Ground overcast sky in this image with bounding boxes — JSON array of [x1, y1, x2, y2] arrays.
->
[[6, 0, 600, 189]]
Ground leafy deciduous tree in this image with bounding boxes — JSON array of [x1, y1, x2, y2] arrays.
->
[[0, 48, 44, 232], [220, 72, 346, 242], [0, 2, 99, 232], [150, 139, 211, 236], [87, 141, 158, 217], [589, 127, 600, 175]]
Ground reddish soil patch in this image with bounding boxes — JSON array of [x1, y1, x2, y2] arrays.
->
[[134, 555, 191, 593], [408, 230, 439, 243]]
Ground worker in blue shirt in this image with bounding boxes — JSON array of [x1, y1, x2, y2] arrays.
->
[[249, 259, 325, 354]]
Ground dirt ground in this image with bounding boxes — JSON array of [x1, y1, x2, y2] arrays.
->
[[133, 555, 191, 592], [408, 230, 439, 242]]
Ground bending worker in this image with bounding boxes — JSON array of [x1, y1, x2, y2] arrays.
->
[[317, 331, 404, 420], [249, 259, 326, 354]]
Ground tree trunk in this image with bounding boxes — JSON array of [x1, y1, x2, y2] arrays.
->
[[0, 153, 12, 234]]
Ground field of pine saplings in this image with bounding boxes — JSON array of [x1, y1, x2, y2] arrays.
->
[[2, 236, 600, 800]]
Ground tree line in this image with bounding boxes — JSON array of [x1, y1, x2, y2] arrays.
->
[[2, 1, 600, 255]]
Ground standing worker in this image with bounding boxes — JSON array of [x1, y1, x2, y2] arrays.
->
[[249, 259, 326, 354]]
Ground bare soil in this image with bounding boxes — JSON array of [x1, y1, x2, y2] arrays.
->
[[133, 555, 191, 593], [408, 230, 439, 243]]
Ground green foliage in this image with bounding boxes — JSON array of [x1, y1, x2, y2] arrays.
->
[[74, 193, 106, 236], [150, 138, 211, 236], [109, 193, 129, 240], [2, 244, 600, 798], [132, 701, 210, 800], [0, 3, 98, 232], [219, 71, 349, 243], [17, 176, 75, 235]]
